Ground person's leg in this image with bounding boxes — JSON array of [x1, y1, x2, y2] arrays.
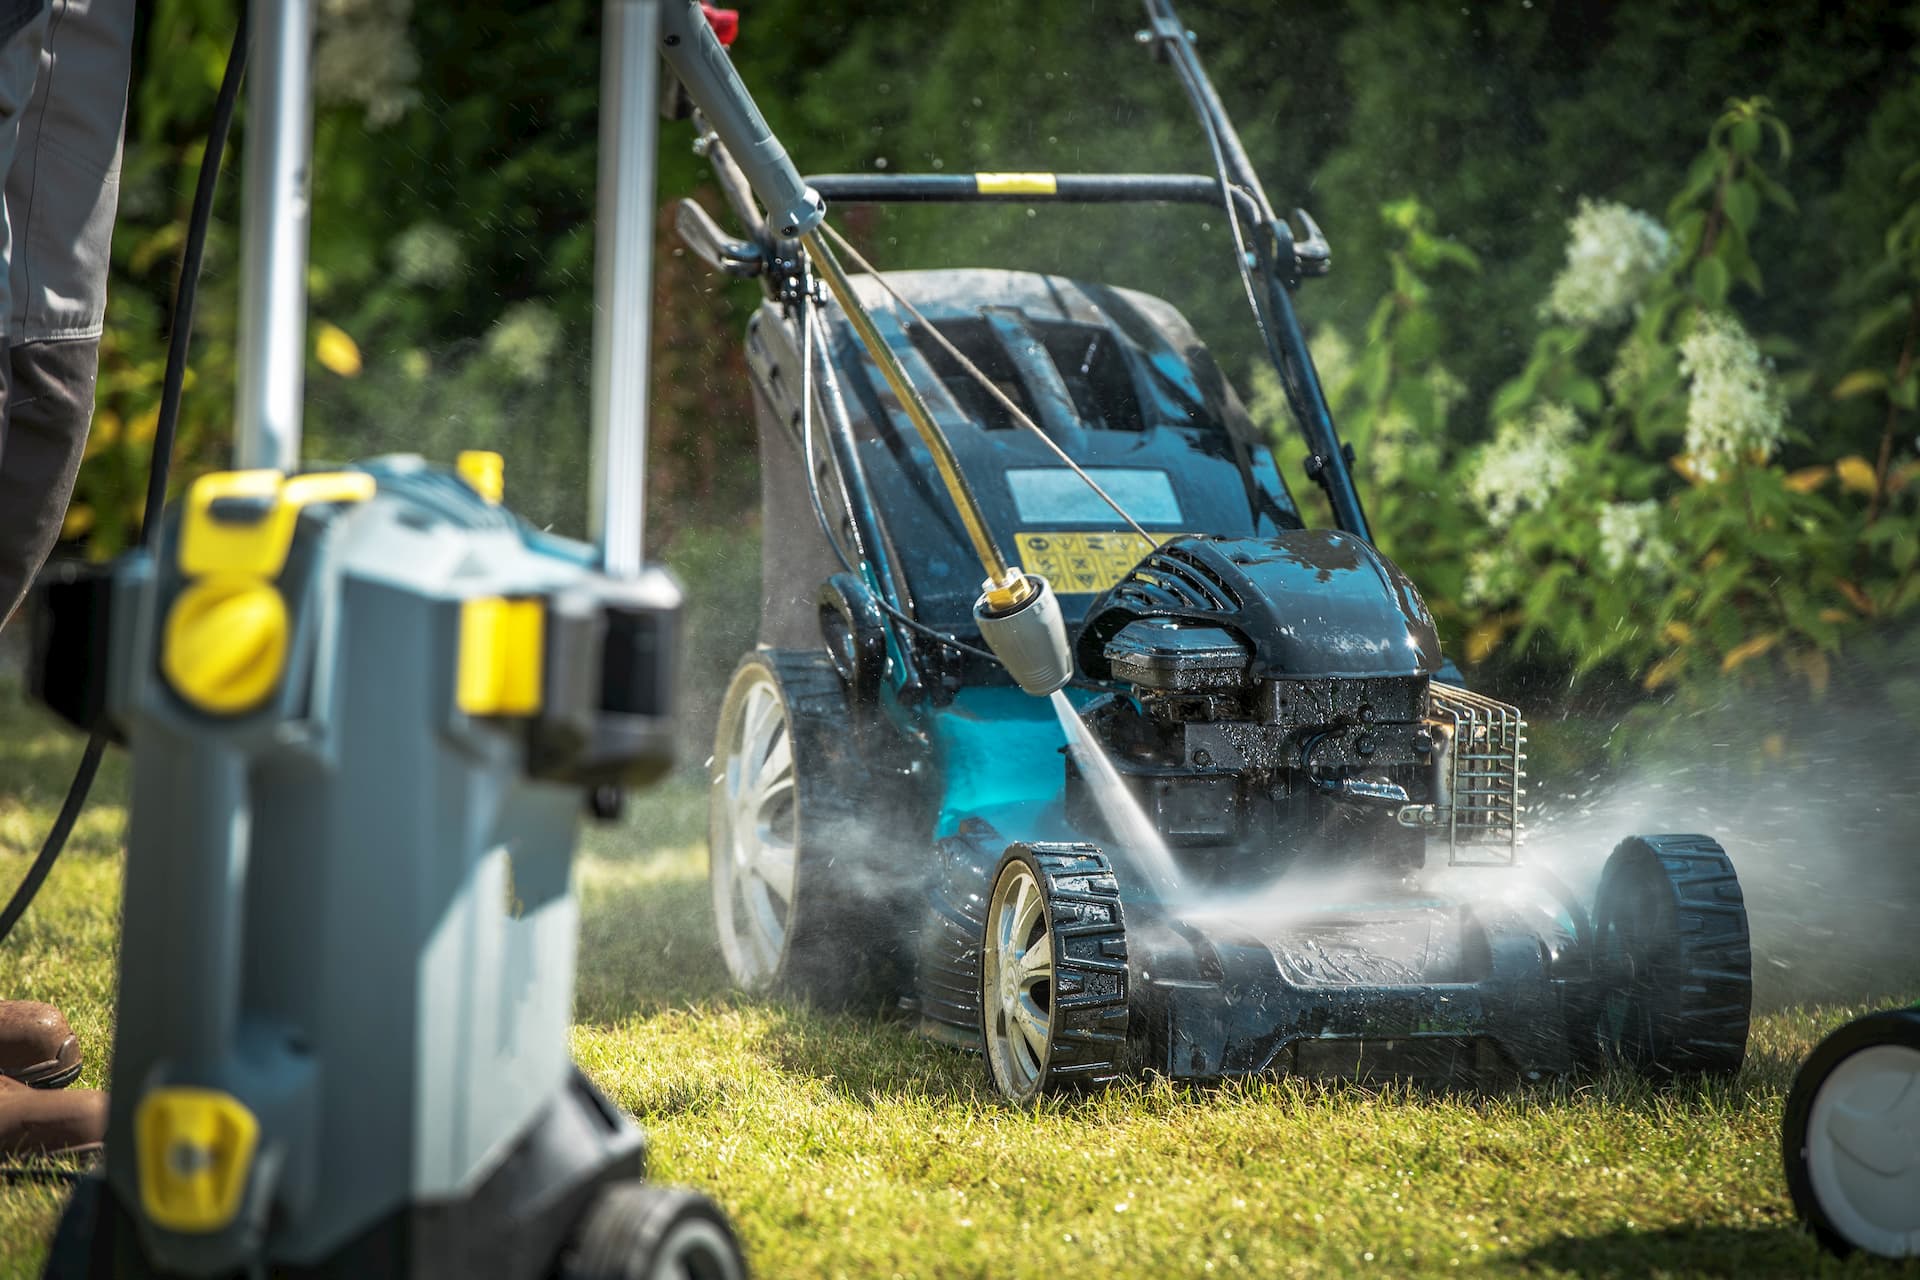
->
[[0, 0, 134, 1158], [0, 0, 132, 627]]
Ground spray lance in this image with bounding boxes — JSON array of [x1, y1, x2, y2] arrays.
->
[[656, 0, 1075, 698]]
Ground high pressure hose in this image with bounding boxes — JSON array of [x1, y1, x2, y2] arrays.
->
[[0, 12, 249, 948]]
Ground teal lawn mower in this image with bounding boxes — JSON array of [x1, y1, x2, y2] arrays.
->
[[16, 2, 779, 1275], [675, 0, 1757, 1102]]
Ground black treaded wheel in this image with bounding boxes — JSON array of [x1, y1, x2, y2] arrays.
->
[[708, 649, 905, 1009], [979, 843, 1130, 1103], [1782, 1006, 1920, 1259], [1588, 834, 1752, 1077], [557, 1181, 746, 1280]]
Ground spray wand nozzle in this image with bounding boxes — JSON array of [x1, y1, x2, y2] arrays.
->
[[973, 569, 1073, 698]]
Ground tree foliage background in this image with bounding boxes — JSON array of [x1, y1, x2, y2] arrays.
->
[[74, 0, 1920, 754]]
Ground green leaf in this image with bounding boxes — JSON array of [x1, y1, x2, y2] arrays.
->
[[1671, 209, 1708, 253], [1566, 377, 1604, 416], [1730, 117, 1761, 156], [1893, 374, 1919, 412], [1751, 168, 1799, 214], [1693, 257, 1729, 308], [1722, 182, 1759, 235], [1832, 368, 1889, 400], [1851, 299, 1911, 351]]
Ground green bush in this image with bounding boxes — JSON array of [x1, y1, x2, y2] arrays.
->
[[1258, 96, 1920, 743]]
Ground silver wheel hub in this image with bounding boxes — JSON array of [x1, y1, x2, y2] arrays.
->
[[711, 676, 798, 989], [983, 861, 1054, 1100]]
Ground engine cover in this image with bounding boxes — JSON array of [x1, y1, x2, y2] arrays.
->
[[1077, 531, 1442, 682]]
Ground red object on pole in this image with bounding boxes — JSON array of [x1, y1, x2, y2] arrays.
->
[[700, 3, 739, 45]]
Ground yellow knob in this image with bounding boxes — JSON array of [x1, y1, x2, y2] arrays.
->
[[457, 450, 504, 504], [161, 578, 289, 714]]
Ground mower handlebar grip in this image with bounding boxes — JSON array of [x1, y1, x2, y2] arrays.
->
[[659, 0, 823, 239]]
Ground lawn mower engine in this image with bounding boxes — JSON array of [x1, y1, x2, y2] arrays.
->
[[1069, 531, 1457, 888]]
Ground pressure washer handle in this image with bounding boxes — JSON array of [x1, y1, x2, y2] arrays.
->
[[659, 0, 823, 239]]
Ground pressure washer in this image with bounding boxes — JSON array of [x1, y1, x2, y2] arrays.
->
[[674, 0, 1757, 1101], [1782, 1003, 1920, 1259], [12, 2, 779, 1274]]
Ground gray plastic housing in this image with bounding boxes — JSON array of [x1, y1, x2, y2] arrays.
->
[[973, 575, 1073, 697], [93, 460, 676, 1274]]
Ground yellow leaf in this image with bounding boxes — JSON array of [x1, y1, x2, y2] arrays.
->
[[1836, 579, 1876, 616], [1818, 607, 1848, 624], [1835, 455, 1878, 495], [1643, 651, 1687, 691], [83, 409, 121, 461], [1670, 454, 1705, 485], [60, 504, 95, 539], [1720, 631, 1780, 673], [127, 406, 160, 444], [1783, 466, 1830, 494], [1831, 369, 1889, 400], [1701, 548, 1726, 572], [315, 322, 363, 377], [1466, 619, 1506, 665], [1661, 620, 1693, 645]]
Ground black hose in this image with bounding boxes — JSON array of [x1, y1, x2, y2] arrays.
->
[[0, 12, 248, 950]]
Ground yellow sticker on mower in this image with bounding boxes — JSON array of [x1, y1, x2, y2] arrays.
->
[[1014, 531, 1174, 594]]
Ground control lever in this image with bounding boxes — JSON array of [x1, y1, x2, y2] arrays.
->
[[674, 197, 763, 277], [1291, 206, 1331, 276]]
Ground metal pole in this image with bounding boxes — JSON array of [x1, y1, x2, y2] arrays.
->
[[233, 0, 315, 473], [589, 0, 661, 580], [802, 230, 1015, 590]]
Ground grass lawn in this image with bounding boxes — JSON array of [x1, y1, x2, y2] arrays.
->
[[1, 685, 1915, 1279]]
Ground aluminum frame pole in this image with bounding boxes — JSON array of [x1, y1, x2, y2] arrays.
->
[[233, 0, 315, 472], [589, 0, 662, 579]]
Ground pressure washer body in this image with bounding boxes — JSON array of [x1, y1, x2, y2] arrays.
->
[[33, 458, 681, 1276], [692, 1, 1757, 1103]]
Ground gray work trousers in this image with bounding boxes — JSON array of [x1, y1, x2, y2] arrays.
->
[[0, 0, 134, 628]]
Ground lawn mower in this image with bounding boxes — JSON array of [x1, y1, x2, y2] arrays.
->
[[18, 2, 752, 1275], [1782, 1004, 1920, 1260], [678, 1, 1754, 1102]]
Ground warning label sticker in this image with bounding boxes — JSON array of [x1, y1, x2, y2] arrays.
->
[[1014, 531, 1175, 595]]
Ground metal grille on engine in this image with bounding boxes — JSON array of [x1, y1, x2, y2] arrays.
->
[[1422, 684, 1526, 866]]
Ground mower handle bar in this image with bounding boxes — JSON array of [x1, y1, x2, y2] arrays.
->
[[803, 172, 1327, 280]]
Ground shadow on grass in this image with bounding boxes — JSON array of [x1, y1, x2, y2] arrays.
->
[[572, 843, 990, 1106], [1518, 1223, 1906, 1277]]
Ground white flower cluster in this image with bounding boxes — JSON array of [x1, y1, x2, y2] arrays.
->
[[1595, 499, 1673, 575], [1462, 547, 1523, 608], [486, 302, 563, 384], [391, 222, 462, 287], [1468, 401, 1580, 527], [1543, 199, 1672, 328], [1678, 311, 1787, 481], [315, 0, 420, 128]]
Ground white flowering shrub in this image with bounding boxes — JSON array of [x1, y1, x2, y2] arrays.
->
[[1543, 199, 1673, 328], [314, 0, 421, 129], [1678, 311, 1787, 480], [1252, 98, 1920, 702], [390, 222, 463, 288], [485, 303, 564, 385], [1468, 401, 1580, 526]]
